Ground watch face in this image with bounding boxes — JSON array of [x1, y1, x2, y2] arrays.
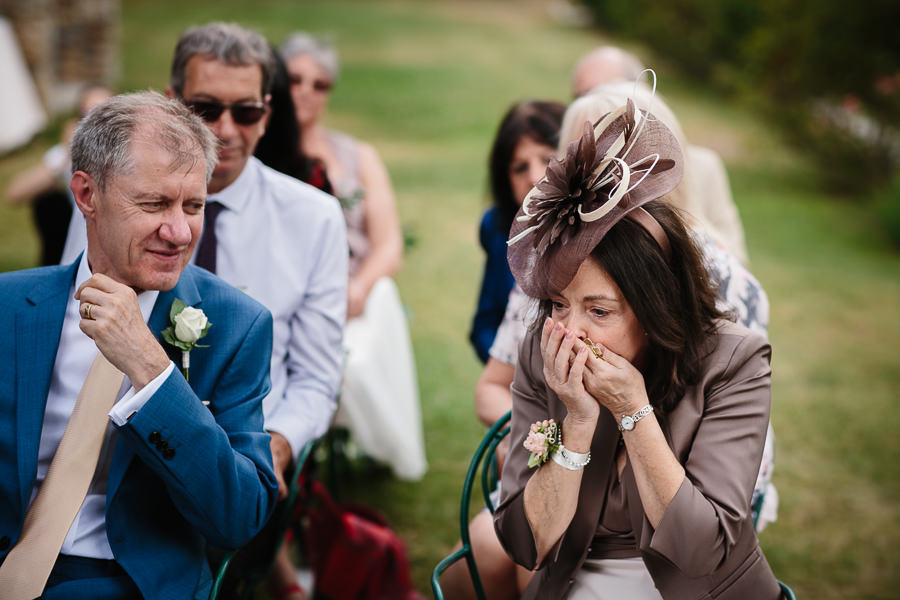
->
[[621, 416, 634, 431]]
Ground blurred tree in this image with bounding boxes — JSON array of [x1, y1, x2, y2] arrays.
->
[[581, 0, 900, 193], [740, 0, 898, 125]]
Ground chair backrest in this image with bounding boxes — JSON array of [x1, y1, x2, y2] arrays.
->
[[430, 411, 795, 600], [431, 411, 512, 600], [208, 438, 319, 600], [779, 580, 797, 599]]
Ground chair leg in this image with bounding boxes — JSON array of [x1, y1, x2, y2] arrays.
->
[[325, 427, 352, 500]]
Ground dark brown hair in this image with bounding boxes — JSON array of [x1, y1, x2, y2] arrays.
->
[[539, 200, 726, 412], [489, 100, 566, 232], [254, 45, 326, 188]]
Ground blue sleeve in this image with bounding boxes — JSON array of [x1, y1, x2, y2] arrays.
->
[[114, 307, 278, 548], [469, 208, 515, 363]]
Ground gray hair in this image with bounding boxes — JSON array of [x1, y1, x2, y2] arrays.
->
[[170, 22, 275, 97], [571, 46, 646, 95], [560, 83, 699, 219], [70, 91, 219, 190], [279, 32, 339, 82]]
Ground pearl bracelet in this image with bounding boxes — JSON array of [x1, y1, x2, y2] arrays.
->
[[550, 444, 591, 470]]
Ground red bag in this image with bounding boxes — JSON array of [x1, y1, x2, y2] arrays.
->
[[303, 480, 422, 600]]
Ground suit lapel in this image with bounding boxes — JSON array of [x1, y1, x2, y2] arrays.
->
[[148, 267, 202, 364], [552, 390, 621, 564], [622, 412, 673, 549], [622, 461, 646, 546], [15, 263, 76, 511], [574, 409, 620, 527], [539, 355, 623, 563], [107, 268, 201, 501]]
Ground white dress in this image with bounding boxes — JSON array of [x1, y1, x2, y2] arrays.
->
[[329, 129, 426, 480], [334, 278, 426, 480]]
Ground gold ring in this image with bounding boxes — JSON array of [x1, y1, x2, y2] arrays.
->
[[82, 303, 93, 320], [583, 337, 603, 360]]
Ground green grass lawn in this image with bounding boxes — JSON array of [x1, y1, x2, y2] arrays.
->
[[2, 1, 898, 598]]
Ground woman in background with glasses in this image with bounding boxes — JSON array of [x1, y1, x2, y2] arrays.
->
[[254, 45, 333, 195], [280, 32, 404, 319], [271, 32, 425, 600]]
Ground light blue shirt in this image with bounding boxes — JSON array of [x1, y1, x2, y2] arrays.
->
[[199, 157, 347, 458]]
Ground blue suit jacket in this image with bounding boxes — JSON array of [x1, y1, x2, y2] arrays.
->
[[0, 260, 279, 599]]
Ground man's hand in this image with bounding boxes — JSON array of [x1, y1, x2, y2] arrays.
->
[[76, 273, 170, 390], [269, 432, 294, 501]]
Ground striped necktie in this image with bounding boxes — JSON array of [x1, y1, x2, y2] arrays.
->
[[195, 200, 224, 273]]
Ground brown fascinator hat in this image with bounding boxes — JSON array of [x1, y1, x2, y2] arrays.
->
[[507, 98, 684, 299]]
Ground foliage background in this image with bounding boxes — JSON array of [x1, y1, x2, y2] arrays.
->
[[582, 0, 900, 218], [1, 1, 898, 598]]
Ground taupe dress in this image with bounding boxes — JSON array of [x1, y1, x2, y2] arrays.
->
[[494, 320, 782, 599]]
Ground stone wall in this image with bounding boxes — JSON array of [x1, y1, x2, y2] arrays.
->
[[0, 0, 118, 114]]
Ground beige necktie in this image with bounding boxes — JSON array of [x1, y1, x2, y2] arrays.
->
[[0, 352, 125, 599]]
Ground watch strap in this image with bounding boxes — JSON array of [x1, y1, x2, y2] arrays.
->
[[618, 404, 654, 431]]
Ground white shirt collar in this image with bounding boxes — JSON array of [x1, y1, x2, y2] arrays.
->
[[207, 156, 261, 213]]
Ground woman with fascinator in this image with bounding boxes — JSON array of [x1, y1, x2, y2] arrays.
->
[[493, 94, 783, 598]]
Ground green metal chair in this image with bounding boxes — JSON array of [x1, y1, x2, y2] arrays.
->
[[431, 410, 512, 600], [429, 412, 797, 600], [779, 580, 797, 599], [209, 438, 318, 600], [751, 484, 765, 532]]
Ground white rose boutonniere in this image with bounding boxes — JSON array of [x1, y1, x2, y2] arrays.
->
[[161, 299, 211, 382]]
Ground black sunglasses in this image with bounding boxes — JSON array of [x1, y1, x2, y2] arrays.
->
[[182, 99, 268, 125], [288, 74, 333, 93]]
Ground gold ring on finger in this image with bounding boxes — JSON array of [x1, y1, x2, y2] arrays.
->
[[583, 337, 603, 360], [82, 303, 93, 320]]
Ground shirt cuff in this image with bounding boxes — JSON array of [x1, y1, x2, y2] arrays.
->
[[265, 396, 337, 462], [108, 362, 175, 426]]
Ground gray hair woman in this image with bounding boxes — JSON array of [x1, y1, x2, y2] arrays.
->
[[270, 32, 424, 599], [279, 31, 402, 318]]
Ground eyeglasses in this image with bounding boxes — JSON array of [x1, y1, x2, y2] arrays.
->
[[182, 99, 268, 125], [288, 74, 333, 93]]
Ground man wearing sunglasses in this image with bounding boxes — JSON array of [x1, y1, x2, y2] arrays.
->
[[167, 23, 347, 505]]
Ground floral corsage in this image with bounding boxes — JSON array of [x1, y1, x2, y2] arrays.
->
[[524, 419, 560, 468], [161, 299, 211, 383]]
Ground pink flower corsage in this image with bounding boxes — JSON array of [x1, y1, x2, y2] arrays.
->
[[524, 419, 559, 468]]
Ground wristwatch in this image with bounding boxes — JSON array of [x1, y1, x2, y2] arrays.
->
[[618, 405, 654, 431]]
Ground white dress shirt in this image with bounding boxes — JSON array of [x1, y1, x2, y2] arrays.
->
[[199, 157, 347, 458], [60, 207, 86, 266], [34, 253, 173, 558]]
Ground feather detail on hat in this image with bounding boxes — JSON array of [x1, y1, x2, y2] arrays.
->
[[507, 93, 683, 299]]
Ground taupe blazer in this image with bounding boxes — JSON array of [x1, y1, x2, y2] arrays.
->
[[494, 320, 782, 599]]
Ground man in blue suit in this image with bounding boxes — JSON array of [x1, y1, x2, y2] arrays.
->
[[0, 91, 278, 598]]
